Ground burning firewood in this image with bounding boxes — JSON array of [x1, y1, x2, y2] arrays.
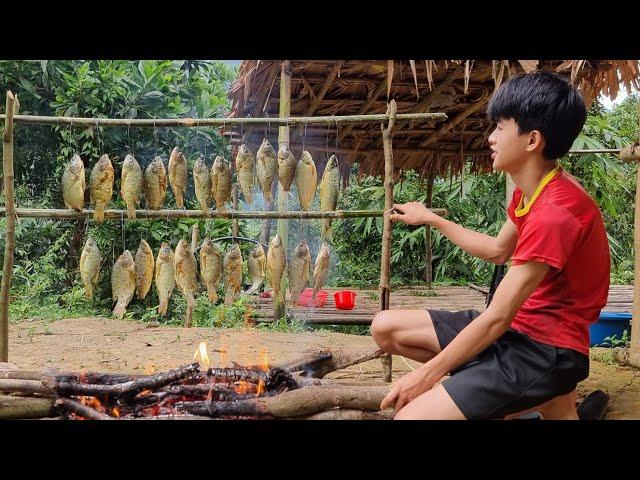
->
[[54, 397, 113, 420], [42, 363, 200, 399], [1, 345, 393, 420]]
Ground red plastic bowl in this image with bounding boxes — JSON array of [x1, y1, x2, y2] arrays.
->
[[296, 288, 328, 308], [334, 290, 357, 310]]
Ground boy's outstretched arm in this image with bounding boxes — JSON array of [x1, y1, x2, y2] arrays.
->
[[381, 260, 550, 412], [389, 202, 517, 264]]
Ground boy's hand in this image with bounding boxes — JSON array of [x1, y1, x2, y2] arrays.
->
[[386, 202, 440, 226], [380, 364, 443, 413]]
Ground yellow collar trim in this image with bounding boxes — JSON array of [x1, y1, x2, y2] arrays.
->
[[514, 166, 561, 217]]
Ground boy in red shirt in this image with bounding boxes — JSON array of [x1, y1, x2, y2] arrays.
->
[[372, 71, 610, 420]]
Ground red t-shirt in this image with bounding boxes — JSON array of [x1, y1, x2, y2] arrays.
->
[[506, 167, 610, 355]]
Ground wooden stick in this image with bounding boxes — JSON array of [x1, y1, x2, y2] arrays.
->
[[42, 363, 200, 399], [1, 91, 19, 362], [176, 385, 391, 418], [0, 112, 447, 127], [301, 346, 385, 379], [0, 394, 54, 419], [0, 379, 52, 395], [54, 397, 113, 420], [270, 351, 333, 373], [125, 414, 215, 421], [379, 100, 397, 383], [0, 207, 447, 220], [468, 283, 489, 295], [205, 367, 266, 384], [161, 384, 256, 401]]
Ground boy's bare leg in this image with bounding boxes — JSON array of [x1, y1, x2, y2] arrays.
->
[[394, 383, 467, 420], [370, 309, 441, 363], [504, 389, 579, 420]]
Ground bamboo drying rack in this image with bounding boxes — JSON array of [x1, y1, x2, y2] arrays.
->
[[0, 86, 449, 382]]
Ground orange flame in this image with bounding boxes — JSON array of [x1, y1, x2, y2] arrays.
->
[[259, 348, 269, 372], [80, 396, 104, 412], [256, 379, 265, 397], [193, 341, 211, 369], [111, 407, 121, 418], [233, 381, 252, 395]]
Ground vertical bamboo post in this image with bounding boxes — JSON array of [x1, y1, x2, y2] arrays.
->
[[379, 99, 397, 383], [190, 224, 199, 254], [628, 103, 640, 367], [629, 162, 640, 367], [275, 60, 291, 321], [424, 162, 436, 288], [1, 91, 19, 362], [232, 184, 239, 242]]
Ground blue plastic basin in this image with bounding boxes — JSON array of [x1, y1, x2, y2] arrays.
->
[[589, 311, 632, 347]]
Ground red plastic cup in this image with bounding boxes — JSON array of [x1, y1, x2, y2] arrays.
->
[[334, 290, 357, 310]]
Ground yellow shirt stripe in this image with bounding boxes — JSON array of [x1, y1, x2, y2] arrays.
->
[[514, 165, 561, 217]]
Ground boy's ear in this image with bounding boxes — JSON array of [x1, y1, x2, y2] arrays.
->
[[526, 130, 545, 153]]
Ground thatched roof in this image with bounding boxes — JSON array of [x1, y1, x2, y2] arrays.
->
[[227, 60, 640, 181]]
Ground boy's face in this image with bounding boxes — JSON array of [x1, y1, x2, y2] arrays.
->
[[487, 118, 532, 173]]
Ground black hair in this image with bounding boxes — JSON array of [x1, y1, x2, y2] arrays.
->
[[487, 71, 587, 160]]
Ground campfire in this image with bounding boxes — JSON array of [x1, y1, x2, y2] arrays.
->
[[0, 344, 393, 420]]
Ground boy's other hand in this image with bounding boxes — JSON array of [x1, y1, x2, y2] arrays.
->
[[387, 202, 439, 226]]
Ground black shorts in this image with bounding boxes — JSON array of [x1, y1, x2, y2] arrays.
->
[[429, 309, 590, 420]]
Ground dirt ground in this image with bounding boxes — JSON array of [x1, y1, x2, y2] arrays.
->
[[7, 316, 640, 419]]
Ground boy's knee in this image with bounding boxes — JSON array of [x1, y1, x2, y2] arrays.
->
[[370, 310, 395, 351]]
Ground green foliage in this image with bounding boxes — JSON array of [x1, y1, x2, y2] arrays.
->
[[598, 330, 631, 348], [563, 94, 639, 282], [333, 167, 505, 287]]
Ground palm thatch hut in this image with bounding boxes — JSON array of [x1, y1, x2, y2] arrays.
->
[[227, 60, 639, 183]]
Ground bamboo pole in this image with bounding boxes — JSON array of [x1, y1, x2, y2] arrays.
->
[[0, 112, 447, 127], [628, 105, 640, 368], [231, 184, 239, 242], [1, 91, 18, 363], [424, 162, 436, 288], [568, 149, 622, 154], [629, 160, 640, 368], [0, 207, 447, 220], [379, 100, 397, 383], [275, 61, 292, 321]]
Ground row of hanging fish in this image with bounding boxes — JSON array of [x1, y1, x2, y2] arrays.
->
[[80, 237, 242, 321], [62, 141, 341, 240], [266, 235, 332, 305], [79, 234, 332, 321]]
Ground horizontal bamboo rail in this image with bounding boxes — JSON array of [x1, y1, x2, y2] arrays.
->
[[0, 207, 448, 220], [0, 112, 447, 128], [567, 149, 622, 154]]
